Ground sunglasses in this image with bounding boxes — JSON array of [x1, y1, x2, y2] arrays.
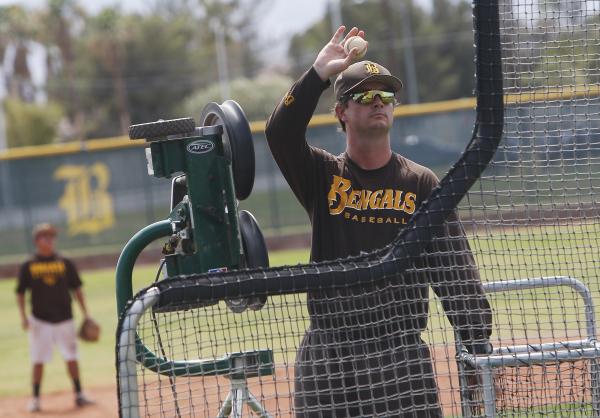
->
[[344, 90, 396, 105]]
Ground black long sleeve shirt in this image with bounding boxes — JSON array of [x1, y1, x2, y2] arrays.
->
[[265, 67, 492, 346]]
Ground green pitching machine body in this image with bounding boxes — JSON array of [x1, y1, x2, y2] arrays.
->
[[116, 101, 268, 315], [141, 120, 240, 277]]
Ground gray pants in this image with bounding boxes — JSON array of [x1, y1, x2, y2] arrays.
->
[[294, 331, 443, 418]]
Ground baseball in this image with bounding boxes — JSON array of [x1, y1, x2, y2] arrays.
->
[[344, 36, 368, 59]]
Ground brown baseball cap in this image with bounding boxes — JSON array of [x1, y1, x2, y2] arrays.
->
[[334, 61, 403, 101], [32, 223, 58, 239]]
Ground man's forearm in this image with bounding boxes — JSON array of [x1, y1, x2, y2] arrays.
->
[[73, 288, 88, 317], [16, 293, 26, 319], [16, 293, 29, 330]]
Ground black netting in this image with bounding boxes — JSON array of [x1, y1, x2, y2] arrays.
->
[[117, 0, 600, 416]]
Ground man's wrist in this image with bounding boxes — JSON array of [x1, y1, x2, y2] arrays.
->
[[312, 63, 329, 82], [308, 66, 332, 89], [312, 63, 338, 84]]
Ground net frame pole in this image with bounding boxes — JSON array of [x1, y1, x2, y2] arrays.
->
[[481, 366, 497, 418], [483, 277, 597, 340], [117, 287, 161, 418], [593, 360, 600, 417], [458, 276, 600, 416], [117, 286, 275, 418]]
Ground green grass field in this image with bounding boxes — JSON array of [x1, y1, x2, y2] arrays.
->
[[0, 248, 310, 397], [426, 221, 600, 346], [1, 221, 599, 417]]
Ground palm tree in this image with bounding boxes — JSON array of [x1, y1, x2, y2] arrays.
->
[[85, 8, 131, 135], [0, 5, 35, 101], [35, 0, 86, 140]]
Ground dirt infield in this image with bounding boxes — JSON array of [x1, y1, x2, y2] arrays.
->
[[98, 346, 464, 417], [3, 340, 589, 417], [0, 385, 117, 418], [0, 346, 461, 417]]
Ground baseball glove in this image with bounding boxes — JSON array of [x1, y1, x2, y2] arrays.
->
[[78, 317, 101, 342]]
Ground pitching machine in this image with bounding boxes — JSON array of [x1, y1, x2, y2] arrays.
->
[[116, 101, 273, 417]]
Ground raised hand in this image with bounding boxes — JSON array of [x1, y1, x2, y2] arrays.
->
[[313, 26, 367, 82]]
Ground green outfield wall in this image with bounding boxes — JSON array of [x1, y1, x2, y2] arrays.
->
[[2, 94, 597, 266], [0, 99, 477, 263]]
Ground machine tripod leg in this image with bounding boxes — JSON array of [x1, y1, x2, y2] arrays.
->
[[216, 378, 272, 418]]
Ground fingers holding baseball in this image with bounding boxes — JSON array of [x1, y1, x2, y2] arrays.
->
[[336, 26, 363, 45], [340, 27, 365, 46], [344, 36, 368, 60], [314, 26, 367, 81], [329, 25, 348, 44]]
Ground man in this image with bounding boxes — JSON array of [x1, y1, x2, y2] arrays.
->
[[16, 223, 94, 412], [265, 26, 492, 417]]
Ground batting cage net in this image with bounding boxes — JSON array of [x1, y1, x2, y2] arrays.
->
[[117, 1, 600, 417]]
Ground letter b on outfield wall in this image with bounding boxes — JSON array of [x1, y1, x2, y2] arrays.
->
[[54, 163, 115, 236]]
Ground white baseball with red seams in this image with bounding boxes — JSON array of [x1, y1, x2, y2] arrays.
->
[[343, 36, 368, 59]]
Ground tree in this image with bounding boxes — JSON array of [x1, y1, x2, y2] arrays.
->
[[0, 5, 36, 101], [503, 2, 600, 90], [35, 0, 86, 140], [419, 0, 475, 101], [0, 5, 69, 148], [196, 0, 267, 79], [183, 73, 294, 122], [1, 0, 273, 140], [118, 12, 207, 129], [4, 98, 62, 147], [287, 0, 476, 104], [537, 0, 585, 26], [84, 7, 130, 135]]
